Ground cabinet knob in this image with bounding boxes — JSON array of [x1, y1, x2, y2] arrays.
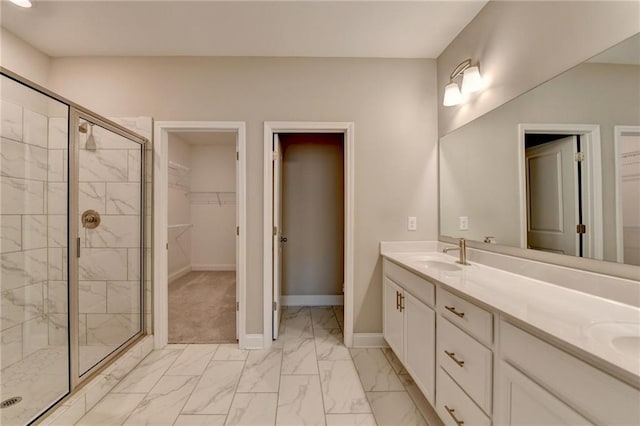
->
[[445, 405, 465, 426], [445, 305, 465, 318]]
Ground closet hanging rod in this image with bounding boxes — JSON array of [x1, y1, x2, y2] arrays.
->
[[168, 160, 190, 172]]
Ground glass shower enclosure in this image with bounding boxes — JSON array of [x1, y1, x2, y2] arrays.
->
[[0, 70, 149, 425]]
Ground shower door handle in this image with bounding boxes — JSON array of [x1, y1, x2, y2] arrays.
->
[[77, 237, 81, 258]]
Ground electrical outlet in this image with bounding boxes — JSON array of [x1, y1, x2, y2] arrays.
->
[[408, 216, 417, 231], [459, 216, 469, 230]]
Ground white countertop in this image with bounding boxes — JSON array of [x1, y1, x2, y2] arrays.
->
[[380, 245, 640, 382]]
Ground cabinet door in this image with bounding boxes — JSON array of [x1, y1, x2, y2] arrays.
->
[[499, 362, 594, 426], [383, 277, 404, 359], [404, 291, 435, 404]]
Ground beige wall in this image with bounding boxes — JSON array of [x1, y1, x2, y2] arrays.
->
[[437, 1, 640, 136], [281, 134, 344, 297], [190, 143, 237, 269], [48, 57, 439, 333], [167, 134, 192, 280], [1, 27, 51, 87]]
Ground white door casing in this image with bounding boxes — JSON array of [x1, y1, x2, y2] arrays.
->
[[614, 126, 640, 264], [153, 121, 247, 349], [272, 134, 283, 339]]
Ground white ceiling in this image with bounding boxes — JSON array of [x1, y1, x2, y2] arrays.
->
[[173, 131, 236, 145], [1, 0, 487, 58]]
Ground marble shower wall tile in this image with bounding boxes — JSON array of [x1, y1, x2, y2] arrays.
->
[[48, 313, 68, 346], [47, 183, 67, 215], [127, 248, 140, 281], [22, 315, 48, 357], [79, 248, 128, 281], [106, 183, 141, 215], [48, 149, 66, 182], [123, 375, 199, 426], [182, 360, 245, 415], [23, 109, 48, 148], [236, 348, 283, 393], [79, 182, 107, 212], [1, 138, 48, 181], [48, 117, 68, 150], [1, 248, 47, 291], [47, 280, 68, 313], [106, 281, 140, 314], [127, 150, 142, 182], [22, 215, 47, 250], [86, 313, 139, 345], [47, 215, 67, 248], [350, 349, 405, 392], [79, 149, 128, 182], [85, 215, 140, 248], [48, 248, 63, 281], [79, 281, 107, 314], [1, 176, 44, 214], [1, 324, 22, 369], [1, 100, 23, 141], [1, 215, 21, 253], [276, 375, 325, 426], [318, 360, 371, 414], [91, 125, 139, 150]]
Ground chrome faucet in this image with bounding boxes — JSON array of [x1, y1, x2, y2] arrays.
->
[[443, 238, 470, 265]]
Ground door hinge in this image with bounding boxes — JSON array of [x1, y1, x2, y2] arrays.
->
[[273, 150, 279, 161], [273, 301, 277, 311], [166, 243, 169, 250], [236, 302, 240, 311], [236, 152, 239, 161], [236, 226, 239, 236], [576, 224, 586, 234], [273, 226, 277, 236], [575, 152, 585, 162]]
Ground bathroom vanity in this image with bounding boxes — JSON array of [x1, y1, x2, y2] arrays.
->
[[381, 242, 640, 426]]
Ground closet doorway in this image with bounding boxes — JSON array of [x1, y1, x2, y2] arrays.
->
[[154, 122, 247, 349]]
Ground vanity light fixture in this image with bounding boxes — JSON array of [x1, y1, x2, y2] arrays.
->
[[9, 0, 32, 7], [443, 59, 483, 106]]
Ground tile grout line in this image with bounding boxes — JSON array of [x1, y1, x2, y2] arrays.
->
[[310, 308, 329, 424]]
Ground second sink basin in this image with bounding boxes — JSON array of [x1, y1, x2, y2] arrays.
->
[[413, 260, 462, 272]]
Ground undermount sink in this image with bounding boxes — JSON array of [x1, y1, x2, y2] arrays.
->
[[413, 260, 462, 272], [586, 321, 640, 358]]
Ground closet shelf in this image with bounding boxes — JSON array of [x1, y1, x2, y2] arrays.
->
[[190, 191, 236, 206], [168, 161, 190, 172]]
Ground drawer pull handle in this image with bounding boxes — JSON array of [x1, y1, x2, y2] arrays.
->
[[399, 294, 405, 312], [445, 405, 464, 426], [444, 350, 465, 367], [445, 305, 465, 318], [396, 291, 400, 310]]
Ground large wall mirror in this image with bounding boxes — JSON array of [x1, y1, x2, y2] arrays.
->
[[439, 33, 639, 279]]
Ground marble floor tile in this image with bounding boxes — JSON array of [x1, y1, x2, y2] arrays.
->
[[381, 348, 407, 375], [282, 338, 318, 375], [213, 343, 249, 361], [276, 375, 325, 426], [76, 393, 147, 426], [310, 306, 340, 330], [226, 393, 278, 426], [165, 344, 218, 376], [318, 360, 371, 414], [173, 414, 226, 425], [314, 328, 351, 361], [398, 374, 443, 426], [366, 392, 427, 426], [112, 349, 181, 393], [350, 349, 405, 392], [182, 360, 244, 415], [326, 413, 378, 426], [281, 307, 313, 339], [236, 348, 282, 393], [123, 375, 199, 425]]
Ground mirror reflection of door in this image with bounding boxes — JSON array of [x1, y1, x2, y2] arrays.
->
[[617, 131, 640, 266], [525, 134, 583, 256]]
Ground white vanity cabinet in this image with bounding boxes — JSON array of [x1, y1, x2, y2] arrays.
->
[[383, 259, 436, 404]]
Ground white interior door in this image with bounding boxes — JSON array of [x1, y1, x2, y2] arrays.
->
[[235, 137, 239, 340], [525, 136, 578, 255], [272, 134, 283, 339]]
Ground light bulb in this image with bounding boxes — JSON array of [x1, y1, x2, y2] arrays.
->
[[9, 0, 32, 7], [443, 82, 462, 106], [461, 65, 482, 94]]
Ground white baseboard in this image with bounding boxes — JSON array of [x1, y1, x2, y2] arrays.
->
[[352, 333, 388, 348], [281, 295, 344, 306], [192, 264, 236, 271], [168, 265, 191, 283], [241, 334, 265, 349]]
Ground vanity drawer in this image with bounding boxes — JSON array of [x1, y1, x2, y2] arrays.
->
[[501, 321, 640, 425], [438, 317, 493, 414], [437, 287, 493, 345], [436, 367, 491, 426], [383, 259, 435, 307]]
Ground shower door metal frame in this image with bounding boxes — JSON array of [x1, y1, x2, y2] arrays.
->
[[0, 68, 149, 404], [69, 108, 148, 389]]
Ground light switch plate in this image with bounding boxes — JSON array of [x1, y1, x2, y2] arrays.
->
[[459, 216, 469, 230], [408, 216, 417, 231]]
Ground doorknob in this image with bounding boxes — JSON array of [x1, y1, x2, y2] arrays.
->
[[280, 237, 288, 243]]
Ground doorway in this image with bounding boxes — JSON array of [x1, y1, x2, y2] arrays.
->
[[264, 122, 355, 349], [154, 122, 247, 349]]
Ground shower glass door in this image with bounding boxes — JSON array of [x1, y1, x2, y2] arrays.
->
[[72, 113, 144, 378], [1, 74, 70, 425]]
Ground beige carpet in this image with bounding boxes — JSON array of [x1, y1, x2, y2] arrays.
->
[[168, 271, 236, 343]]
